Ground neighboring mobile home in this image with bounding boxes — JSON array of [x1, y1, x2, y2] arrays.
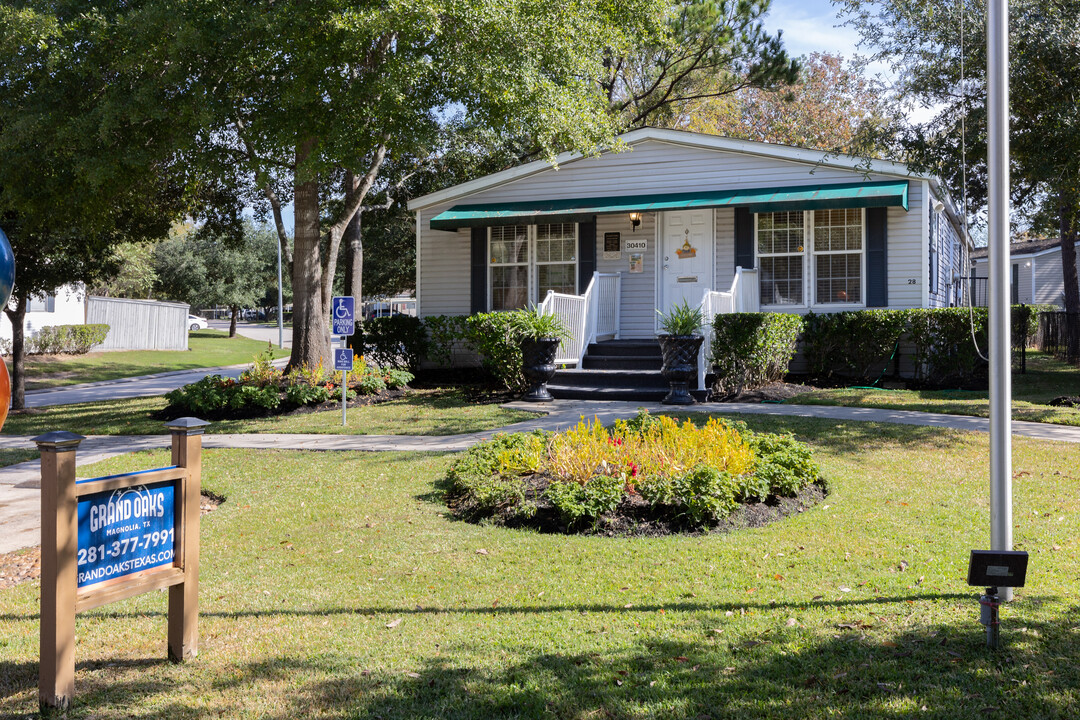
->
[[407, 128, 971, 395], [970, 238, 1080, 308]]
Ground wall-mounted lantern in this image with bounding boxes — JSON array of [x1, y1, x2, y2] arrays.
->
[[628, 212, 642, 231]]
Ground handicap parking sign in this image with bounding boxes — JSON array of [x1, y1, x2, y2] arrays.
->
[[331, 296, 355, 336], [334, 348, 353, 372]]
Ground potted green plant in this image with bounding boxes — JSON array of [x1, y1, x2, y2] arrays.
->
[[511, 309, 571, 402], [656, 300, 705, 405]]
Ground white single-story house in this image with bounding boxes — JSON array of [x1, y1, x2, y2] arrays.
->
[[407, 128, 971, 395], [970, 238, 1080, 307], [0, 284, 86, 345]]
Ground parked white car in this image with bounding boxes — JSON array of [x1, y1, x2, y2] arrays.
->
[[187, 315, 209, 331]]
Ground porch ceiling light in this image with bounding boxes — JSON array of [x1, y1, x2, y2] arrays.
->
[[628, 212, 642, 231]]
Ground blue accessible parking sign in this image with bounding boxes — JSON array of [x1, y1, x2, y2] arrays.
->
[[334, 348, 353, 372], [331, 296, 355, 336]]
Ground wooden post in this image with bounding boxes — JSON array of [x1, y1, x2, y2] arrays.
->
[[164, 417, 208, 663], [33, 431, 85, 712]]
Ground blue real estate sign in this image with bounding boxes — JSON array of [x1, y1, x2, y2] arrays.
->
[[76, 482, 176, 589], [331, 296, 355, 336]]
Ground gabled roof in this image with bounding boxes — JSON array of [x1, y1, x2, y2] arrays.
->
[[407, 127, 925, 212], [970, 238, 1076, 260]]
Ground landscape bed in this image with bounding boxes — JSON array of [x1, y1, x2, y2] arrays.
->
[[2, 414, 1078, 719], [446, 411, 826, 535]]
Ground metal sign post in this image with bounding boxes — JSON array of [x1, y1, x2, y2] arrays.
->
[[331, 296, 355, 428], [334, 346, 353, 426]]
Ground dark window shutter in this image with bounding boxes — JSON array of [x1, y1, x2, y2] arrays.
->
[[577, 217, 596, 292], [866, 207, 888, 307], [470, 227, 487, 314], [734, 207, 754, 270]]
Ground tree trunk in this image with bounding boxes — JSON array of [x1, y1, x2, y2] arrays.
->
[[343, 172, 363, 304], [5, 296, 27, 410], [289, 139, 331, 370], [229, 305, 239, 338], [1061, 191, 1080, 358]]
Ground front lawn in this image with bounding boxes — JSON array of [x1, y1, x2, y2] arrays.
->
[[788, 351, 1080, 426], [23, 330, 289, 390], [1, 389, 534, 437], [1, 415, 1078, 719]]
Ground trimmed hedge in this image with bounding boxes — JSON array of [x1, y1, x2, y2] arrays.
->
[[28, 324, 109, 355], [799, 305, 1059, 386], [710, 313, 803, 395], [349, 315, 428, 371]]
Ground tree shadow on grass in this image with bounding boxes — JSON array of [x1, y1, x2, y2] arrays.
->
[[5, 599, 1077, 719], [243, 612, 1080, 720]]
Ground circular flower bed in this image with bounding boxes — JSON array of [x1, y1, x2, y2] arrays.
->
[[445, 411, 827, 535]]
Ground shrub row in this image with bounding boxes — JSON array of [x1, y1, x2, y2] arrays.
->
[[711, 306, 1055, 391], [446, 411, 823, 532], [351, 312, 559, 393], [23, 324, 109, 355]]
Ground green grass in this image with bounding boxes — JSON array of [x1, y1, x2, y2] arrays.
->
[[0, 448, 38, 467], [789, 351, 1080, 426], [2, 414, 1079, 718], [23, 330, 288, 390], [1, 389, 535, 437]]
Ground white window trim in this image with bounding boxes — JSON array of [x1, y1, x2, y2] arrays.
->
[[754, 209, 868, 311], [488, 223, 578, 311]]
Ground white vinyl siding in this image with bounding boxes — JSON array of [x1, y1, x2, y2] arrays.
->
[[595, 212, 656, 338], [456, 140, 904, 205], [885, 181, 924, 309]]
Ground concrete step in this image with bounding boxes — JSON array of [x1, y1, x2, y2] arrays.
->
[[552, 368, 665, 389], [581, 354, 662, 371], [547, 384, 709, 403], [586, 340, 662, 358]]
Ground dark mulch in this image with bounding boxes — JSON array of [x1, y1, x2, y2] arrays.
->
[[448, 476, 827, 538], [0, 492, 223, 590], [152, 388, 408, 422], [1049, 395, 1080, 408], [712, 381, 815, 404]]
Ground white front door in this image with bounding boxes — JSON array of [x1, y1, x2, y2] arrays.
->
[[660, 210, 714, 321]]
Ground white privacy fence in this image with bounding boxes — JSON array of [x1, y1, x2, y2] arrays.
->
[[86, 297, 189, 351], [539, 272, 622, 365]]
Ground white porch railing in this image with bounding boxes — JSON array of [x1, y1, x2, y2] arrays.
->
[[694, 266, 761, 390], [539, 272, 622, 365]]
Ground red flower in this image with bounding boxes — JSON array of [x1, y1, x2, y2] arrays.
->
[[627, 462, 638, 477]]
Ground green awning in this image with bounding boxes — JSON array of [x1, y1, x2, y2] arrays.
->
[[428, 180, 909, 230]]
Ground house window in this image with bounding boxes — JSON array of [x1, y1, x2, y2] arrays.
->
[[756, 209, 865, 307], [813, 209, 863, 304], [489, 223, 577, 310], [757, 211, 805, 306], [28, 293, 56, 313], [489, 225, 530, 311]]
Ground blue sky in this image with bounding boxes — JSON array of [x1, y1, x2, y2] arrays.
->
[[763, 0, 867, 62]]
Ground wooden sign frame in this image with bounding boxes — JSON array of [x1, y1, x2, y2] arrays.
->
[[34, 417, 208, 711]]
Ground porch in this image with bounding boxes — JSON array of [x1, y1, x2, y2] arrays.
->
[[538, 265, 760, 394]]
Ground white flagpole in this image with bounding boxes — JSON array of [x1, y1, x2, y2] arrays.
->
[[987, 0, 1013, 601]]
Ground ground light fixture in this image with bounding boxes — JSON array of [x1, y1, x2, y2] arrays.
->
[[967, 550, 1028, 650]]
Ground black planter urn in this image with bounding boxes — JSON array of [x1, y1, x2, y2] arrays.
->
[[520, 337, 561, 402], [658, 334, 704, 405]]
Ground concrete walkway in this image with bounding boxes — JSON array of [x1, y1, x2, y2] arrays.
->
[[4, 399, 1080, 554], [24, 358, 289, 408]]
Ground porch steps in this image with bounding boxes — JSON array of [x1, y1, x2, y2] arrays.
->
[[548, 341, 708, 402]]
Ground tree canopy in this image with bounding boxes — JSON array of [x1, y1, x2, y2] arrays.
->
[[838, 0, 1080, 315], [678, 52, 898, 156]]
